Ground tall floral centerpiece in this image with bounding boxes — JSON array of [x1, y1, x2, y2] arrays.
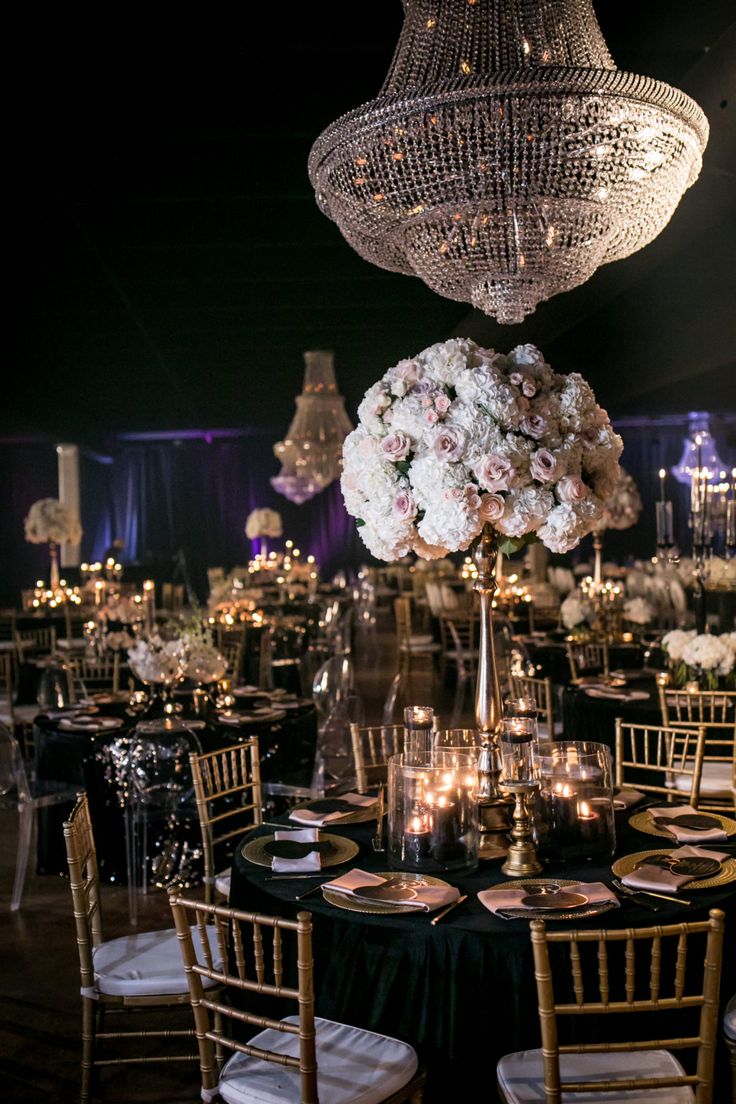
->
[[342, 339, 622, 846], [24, 498, 83, 589], [245, 507, 283, 556], [591, 467, 642, 583]]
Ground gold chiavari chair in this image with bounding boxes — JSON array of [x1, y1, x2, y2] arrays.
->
[[161, 582, 185, 614], [394, 596, 440, 677], [527, 597, 560, 635], [68, 652, 121, 694], [14, 625, 57, 659], [438, 611, 479, 683], [658, 686, 736, 814], [497, 909, 725, 1104], [566, 639, 609, 681], [189, 738, 263, 904], [507, 672, 560, 739], [167, 891, 425, 1104], [350, 718, 440, 793], [63, 793, 223, 1103], [219, 635, 245, 681], [615, 720, 707, 807]]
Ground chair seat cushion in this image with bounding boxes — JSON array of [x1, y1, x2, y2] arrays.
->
[[215, 870, 231, 898], [407, 634, 434, 646], [219, 1015, 418, 1104], [93, 924, 222, 998], [724, 994, 736, 1041], [497, 1047, 693, 1102], [671, 760, 733, 796]]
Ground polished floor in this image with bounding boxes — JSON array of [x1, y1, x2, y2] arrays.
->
[[0, 612, 470, 1103]]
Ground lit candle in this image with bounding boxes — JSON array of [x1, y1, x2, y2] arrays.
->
[[404, 705, 434, 760], [658, 467, 666, 504], [402, 812, 432, 865]]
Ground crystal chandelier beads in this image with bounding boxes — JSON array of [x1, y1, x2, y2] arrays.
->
[[271, 350, 353, 505], [309, 0, 708, 324]]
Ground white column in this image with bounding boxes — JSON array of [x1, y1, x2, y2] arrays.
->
[[57, 442, 81, 567]]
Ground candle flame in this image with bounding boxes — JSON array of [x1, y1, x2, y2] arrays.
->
[[553, 782, 574, 798]]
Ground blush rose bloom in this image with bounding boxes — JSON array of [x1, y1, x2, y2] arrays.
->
[[381, 432, 412, 461], [476, 453, 514, 492], [478, 493, 505, 522], [395, 491, 416, 520], [556, 475, 587, 503], [432, 426, 465, 462], [435, 394, 451, 415], [521, 414, 547, 439], [530, 449, 562, 482]]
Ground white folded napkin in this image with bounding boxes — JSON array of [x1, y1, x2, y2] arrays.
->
[[59, 715, 119, 731], [646, 805, 728, 844], [613, 788, 646, 810], [323, 868, 459, 912], [289, 793, 377, 827], [271, 828, 321, 874], [479, 881, 618, 916], [621, 844, 730, 894]]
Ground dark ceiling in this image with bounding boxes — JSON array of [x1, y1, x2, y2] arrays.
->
[[4, 1, 736, 445]]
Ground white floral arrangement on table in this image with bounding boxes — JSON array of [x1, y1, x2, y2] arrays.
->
[[662, 629, 736, 688], [24, 498, 83, 545], [560, 593, 594, 631], [178, 624, 227, 684], [341, 340, 622, 562], [623, 596, 654, 625], [245, 508, 283, 540], [594, 467, 642, 532], [127, 635, 185, 685]]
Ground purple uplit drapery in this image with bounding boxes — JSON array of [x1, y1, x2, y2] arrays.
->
[[4, 416, 733, 607]]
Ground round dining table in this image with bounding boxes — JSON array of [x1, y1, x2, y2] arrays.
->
[[33, 697, 318, 881], [561, 675, 662, 752], [230, 808, 736, 1103]]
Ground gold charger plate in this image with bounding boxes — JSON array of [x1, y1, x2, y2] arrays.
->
[[611, 849, 736, 891], [322, 872, 450, 915], [629, 809, 736, 841], [484, 877, 618, 920], [289, 800, 377, 826], [241, 832, 358, 869]]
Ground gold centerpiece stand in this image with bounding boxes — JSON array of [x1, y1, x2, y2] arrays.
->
[[473, 525, 514, 859]]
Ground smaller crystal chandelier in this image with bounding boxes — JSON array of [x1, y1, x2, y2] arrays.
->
[[672, 412, 726, 485], [271, 350, 353, 505]]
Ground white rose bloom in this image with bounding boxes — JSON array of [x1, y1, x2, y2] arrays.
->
[[662, 629, 697, 663], [682, 634, 731, 673]]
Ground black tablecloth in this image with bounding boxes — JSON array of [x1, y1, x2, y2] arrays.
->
[[230, 813, 736, 1102], [522, 638, 644, 684], [34, 701, 318, 881], [561, 678, 661, 751]]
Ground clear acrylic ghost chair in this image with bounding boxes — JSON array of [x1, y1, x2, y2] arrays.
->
[[102, 724, 204, 925], [0, 722, 78, 909]]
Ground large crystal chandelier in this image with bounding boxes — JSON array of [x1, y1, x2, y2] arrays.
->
[[308, 0, 709, 324], [270, 350, 353, 505]]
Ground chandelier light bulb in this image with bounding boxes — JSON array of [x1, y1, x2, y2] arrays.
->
[[309, 0, 709, 323]]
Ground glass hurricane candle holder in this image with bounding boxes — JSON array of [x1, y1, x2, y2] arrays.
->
[[536, 741, 615, 862], [499, 716, 538, 786], [387, 751, 479, 875], [404, 705, 435, 760]]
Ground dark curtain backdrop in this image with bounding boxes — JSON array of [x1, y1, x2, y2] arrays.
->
[[2, 419, 734, 607], [0, 443, 58, 605], [77, 435, 364, 601]]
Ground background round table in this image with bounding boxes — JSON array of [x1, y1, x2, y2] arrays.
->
[[230, 812, 736, 1103], [33, 700, 318, 880], [561, 677, 661, 751]]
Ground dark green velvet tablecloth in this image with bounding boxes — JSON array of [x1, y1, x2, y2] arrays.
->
[[230, 811, 736, 1102]]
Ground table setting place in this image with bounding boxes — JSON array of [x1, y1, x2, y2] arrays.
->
[[57, 713, 124, 732], [479, 878, 620, 921], [582, 682, 651, 702], [217, 704, 287, 725], [288, 792, 380, 827]]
